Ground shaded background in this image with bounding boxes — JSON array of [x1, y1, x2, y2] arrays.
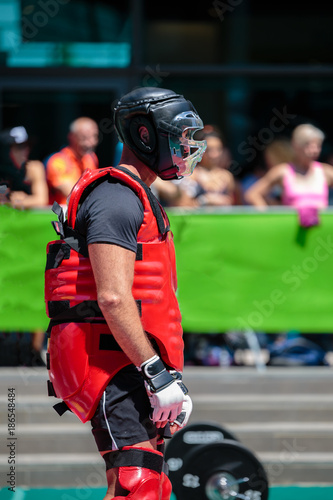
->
[[0, 0, 333, 175]]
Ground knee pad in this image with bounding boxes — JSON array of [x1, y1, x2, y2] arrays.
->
[[104, 446, 171, 500], [160, 471, 172, 500]]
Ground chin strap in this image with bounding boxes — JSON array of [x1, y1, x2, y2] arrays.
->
[[104, 446, 172, 500]]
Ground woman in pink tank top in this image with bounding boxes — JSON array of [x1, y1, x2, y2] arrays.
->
[[245, 123, 333, 226]]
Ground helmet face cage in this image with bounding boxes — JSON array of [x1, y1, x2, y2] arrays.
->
[[168, 111, 207, 178]]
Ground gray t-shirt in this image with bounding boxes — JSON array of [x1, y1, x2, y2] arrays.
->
[[74, 178, 144, 253]]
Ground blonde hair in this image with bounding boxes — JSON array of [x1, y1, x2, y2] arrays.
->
[[292, 123, 325, 146], [264, 138, 294, 168]]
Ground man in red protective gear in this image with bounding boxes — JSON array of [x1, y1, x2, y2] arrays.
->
[[45, 87, 206, 499]]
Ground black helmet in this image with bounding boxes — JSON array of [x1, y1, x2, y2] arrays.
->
[[113, 87, 206, 180]]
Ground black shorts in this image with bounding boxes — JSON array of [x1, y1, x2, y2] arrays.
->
[[91, 365, 157, 452]]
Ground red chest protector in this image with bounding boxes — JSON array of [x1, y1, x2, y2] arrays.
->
[[45, 166, 183, 423]]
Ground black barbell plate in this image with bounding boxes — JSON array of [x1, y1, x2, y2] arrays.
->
[[165, 422, 239, 496], [178, 440, 269, 500]]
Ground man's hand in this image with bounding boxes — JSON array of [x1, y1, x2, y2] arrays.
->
[[169, 372, 193, 434], [10, 191, 29, 209], [0, 185, 10, 205], [139, 355, 185, 427]]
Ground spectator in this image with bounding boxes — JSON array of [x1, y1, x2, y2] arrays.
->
[[177, 126, 236, 207], [0, 330, 46, 367], [239, 138, 294, 205], [0, 126, 48, 209], [0, 125, 47, 366], [151, 175, 182, 207], [244, 123, 333, 227], [46, 117, 99, 206]]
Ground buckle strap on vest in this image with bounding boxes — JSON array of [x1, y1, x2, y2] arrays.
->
[[47, 300, 104, 321], [47, 299, 142, 324], [51, 201, 89, 257], [53, 401, 71, 416], [47, 380, 72, 416]]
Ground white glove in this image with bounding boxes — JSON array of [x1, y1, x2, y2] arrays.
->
[[172, 394, 193, 428], [148, 381, 185, 423], [169, 371, 193, 428], [139, 355, 185, 424]]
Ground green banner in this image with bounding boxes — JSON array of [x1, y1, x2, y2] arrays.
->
[[0, 206, 55, 331], [169, 208, 333, 333], [1, 205, 333, 333]]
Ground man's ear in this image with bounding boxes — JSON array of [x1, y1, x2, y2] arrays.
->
[[130, 117, 156, 153], [139, 125, 150, 145]]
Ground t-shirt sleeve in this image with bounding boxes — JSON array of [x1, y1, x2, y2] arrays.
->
[[75, 180, 144, 253]]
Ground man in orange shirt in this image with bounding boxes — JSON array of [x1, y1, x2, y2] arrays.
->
[[46, 117, 99, 205]]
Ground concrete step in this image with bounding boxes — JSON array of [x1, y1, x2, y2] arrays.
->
[[2, 365, 333, 488], [0, 424, 97, 455], [190, 393, 333, 423], [0, 453, 106, 489], [2, 395, 333, 427], [1, 451, 333, 487], [0, 395, 77, 425], [2, 421, 333, 456], [184, 366, 333, 396], [226, 422, 333, 453], [2, 366, 333, 396], [0, 367, 48, 395], [259, 452, 333, 485], [2, 391, 333, 425]]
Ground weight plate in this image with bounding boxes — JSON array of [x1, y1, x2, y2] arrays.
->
[[165, 422, 239, 496], [178, 440, 269, 500]]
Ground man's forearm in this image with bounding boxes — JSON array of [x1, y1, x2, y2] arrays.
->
[[244, 190, 268, 207], [98, 294, 156, 366]]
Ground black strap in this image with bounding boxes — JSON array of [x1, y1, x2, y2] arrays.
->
[[53, 401, 71, 416], [116, 166, 170, 236], [136, 243, 143, 261], [46, 298, 142, 326], [99, 333, 122, 351], [46, 242, 71, 270], [47, 300, 71, 319], [46, 352, 50, 370], [47, 300, 104, 322], [157, 120, 182, 136], [63, 223, 88, 257], [52, 201, 65, 225], [47, 380, 57, 397], [51, 202, 89, 257], [104, 448, 164, 474]]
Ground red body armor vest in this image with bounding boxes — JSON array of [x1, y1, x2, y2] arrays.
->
[[45, 166, 183, 423]]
